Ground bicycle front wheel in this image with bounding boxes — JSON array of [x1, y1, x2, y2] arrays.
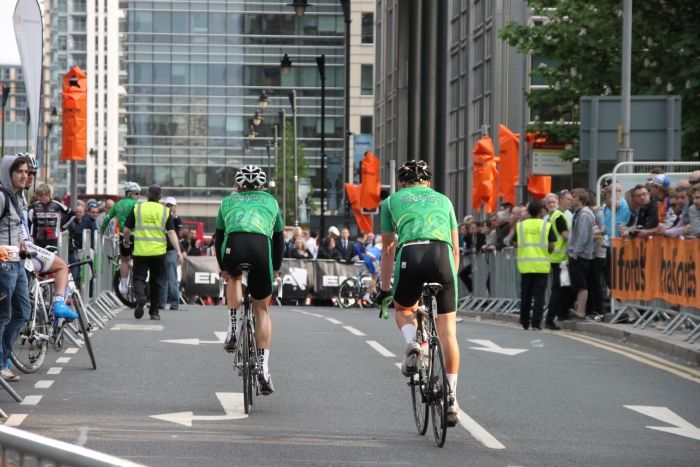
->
[[73, 293, 96, 370], [428, 337, 449, 447], [113, 270, 137, 307], [410, 369, 429, 435], [337, 278, 359, 308], [11, 311, 49, 374], [241, 319, 251, 414]]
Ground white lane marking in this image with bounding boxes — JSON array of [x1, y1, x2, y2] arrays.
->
[[394, 362, 402, 370], [35, 380, 54, 389], [343, 326, 366, 336], [5, 414, 28, 427], [458, 409, 506, 449], [467, 339, 528, 356], [326, 318, 342, 325], [56, 357, 71, 364], [310, 313, 325, 318], [21, 395, 43, 406], [47, 367, 63, 375], [366, 340, 396, 358], [111, 324, 164, 331], [625, 405, 700, 441], [160, 338, 222, 346], [65, 347, 79, 354], [77, 427, 89, 446], [295, 310, 311, 315], [151, 392, 247, 427], [559, 333, 700, 384]]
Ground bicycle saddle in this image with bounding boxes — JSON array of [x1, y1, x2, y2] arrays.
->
[[423, 282, 443, 296], [238, 262, 253, 272]]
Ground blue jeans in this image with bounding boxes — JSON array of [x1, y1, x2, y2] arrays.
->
[[160, 250, 179, 306], [0, 261, 31, 367]]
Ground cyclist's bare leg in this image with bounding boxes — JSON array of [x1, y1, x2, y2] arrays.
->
[[119, 255, 129, 279], [50, 257, 69, 297], [226, 276, 242, 310], [252, 298, 271, 349], [394, 301, 418, 330], [435, 312, 460, 373]]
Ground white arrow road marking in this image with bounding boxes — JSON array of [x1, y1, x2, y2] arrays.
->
[[467, 339, 528, 356], [160, 332, 226, 346], [111, 324, 164, 331], [625, 405, 700, 441], [151, 393, 248, 427]]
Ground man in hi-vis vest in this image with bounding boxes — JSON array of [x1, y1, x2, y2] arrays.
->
[[514, 200, 556, 330], [122, 185, 183, 320]]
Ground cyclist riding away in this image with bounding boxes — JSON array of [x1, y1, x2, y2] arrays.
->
[[214, 165, 284, 396], [376, 160, 461, 427], [101, 182, 141, 295]]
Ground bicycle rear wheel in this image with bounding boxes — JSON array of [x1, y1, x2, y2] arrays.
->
[[11, 310, 49, 374], [337, 278, 359, 308], [241, 317, 251, 414], [113, 269, 137, 307], [410, 369, 429, 435], [73, 293, 96, 370], [428, 337, 449, 447]]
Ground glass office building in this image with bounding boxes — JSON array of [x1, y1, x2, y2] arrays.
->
[[122, 0, 346, 224]]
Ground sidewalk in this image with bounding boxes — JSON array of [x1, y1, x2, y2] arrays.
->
[[458, 309, 700, 367]]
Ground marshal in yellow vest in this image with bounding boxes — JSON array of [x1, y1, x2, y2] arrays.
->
[[133, 201, 169, 257], [516, 218, 552, 274]]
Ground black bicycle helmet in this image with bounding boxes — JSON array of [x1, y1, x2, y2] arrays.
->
[[397, 160, 432, 184], [235, 165, 267, 189]]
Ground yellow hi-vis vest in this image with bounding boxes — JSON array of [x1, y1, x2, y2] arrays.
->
[[516, 218, 551, 274], [548, 209, 569, 264], [133, 201, 169, 257]]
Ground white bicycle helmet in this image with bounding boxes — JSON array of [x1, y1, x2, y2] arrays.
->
[[17, 152, 40, 169], [235, 165, 266, 189], [124, 181, 142, 194]]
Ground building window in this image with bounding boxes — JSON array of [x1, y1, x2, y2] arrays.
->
[[361, 13, 374, 44], [360, 116, 373, 134], [361, 64, 373, 95]]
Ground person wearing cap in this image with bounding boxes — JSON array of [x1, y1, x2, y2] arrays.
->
[[649, 173, 676, 229], [122, 185, 183, 321], [161, 196, 182, 310], [328, 225, 340, 239], [623, 184, 659, 238]]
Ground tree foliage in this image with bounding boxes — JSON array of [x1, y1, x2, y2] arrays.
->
[[272, 123, 308, 224], [499, 0, 700, 160]]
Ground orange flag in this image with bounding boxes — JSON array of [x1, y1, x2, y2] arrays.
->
[[528, 175, 551, 199], [497, 124, 519, 205], [61, 66, 88, 161], [345, 183, 373, 233], [472, 136, 499, 213], [359, 151, 381, 212]]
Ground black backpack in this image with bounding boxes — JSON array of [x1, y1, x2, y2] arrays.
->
[[0, 186, 13, 220]]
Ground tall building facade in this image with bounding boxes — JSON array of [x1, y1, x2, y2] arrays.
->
[[121, 0, 346, 227], [0, 65, 29, 157], [374, 0, 527, 217]]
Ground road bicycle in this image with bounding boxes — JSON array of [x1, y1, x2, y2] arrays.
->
[[231, 263, 260, 414], [380, 282, 451, 447], [110, 252, 137, 307], [337, 265, 375, 309], [12, 258, 97, 373]]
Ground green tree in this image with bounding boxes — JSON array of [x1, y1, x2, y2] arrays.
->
[[272, 123, 309, 224], [499, 0, 700, 160]]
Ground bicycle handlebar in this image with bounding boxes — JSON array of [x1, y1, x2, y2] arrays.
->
[[379, 295, 392, 320], [67, 257, 95, 276]]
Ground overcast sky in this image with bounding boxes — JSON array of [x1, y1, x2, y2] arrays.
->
[[0, 0, 44, 66]]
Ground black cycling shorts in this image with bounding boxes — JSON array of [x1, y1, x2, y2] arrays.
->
[[119, 234, 134, 257], [222, 232, 273, 300], [392, 241, 457, 314]]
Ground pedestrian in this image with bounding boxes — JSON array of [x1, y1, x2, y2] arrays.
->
[[543, 193, 570, 330], [28, 183, 75, 249], [122, 185, 183, 320], [515, 200, 555, 330], [567, 188, 596, 320], [161, 197, 182, 310]]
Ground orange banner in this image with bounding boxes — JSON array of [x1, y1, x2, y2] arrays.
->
[[61, 66, 88, 161], [611, 237, 700, 308], [359, 151, 381, 212], [497, 124, 519, 205], [472, 136, 498, 213], [344, 183, 373, 233]]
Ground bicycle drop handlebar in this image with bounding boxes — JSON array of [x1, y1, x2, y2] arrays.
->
[[67, 257, 96, 278], [379, 295, 392, 320]]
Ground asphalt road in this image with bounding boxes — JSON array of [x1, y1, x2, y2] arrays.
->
[[2, 304, 699, 467]]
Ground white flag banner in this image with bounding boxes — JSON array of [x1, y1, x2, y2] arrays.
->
[[13, 0, 43, 152]]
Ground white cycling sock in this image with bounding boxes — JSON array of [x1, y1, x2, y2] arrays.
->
[[259, 349, 270, 377], [401, 324, 417, 344], [446, 373, 458, 398], [227, 309, 237, 333], [120, 278, 128, 288], [54, 294, 65, 304]]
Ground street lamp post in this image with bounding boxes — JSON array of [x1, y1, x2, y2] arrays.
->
[[44, 107, 58, 184], [279, 110, 287, 221], [272, 124, 278, 194], [317, 55, 327, 234], [288, 90, 298, 226], [1, 84, 9, 156], [340, 0, 351, 228]]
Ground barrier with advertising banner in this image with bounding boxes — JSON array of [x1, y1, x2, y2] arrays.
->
[[180, 257, 365, 302], [611, 237, 700, 308]]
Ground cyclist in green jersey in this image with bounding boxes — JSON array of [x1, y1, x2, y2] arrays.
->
[[376, 160, 461, 427], [214, 165, 284, 395], [100, 182, 141, 295]]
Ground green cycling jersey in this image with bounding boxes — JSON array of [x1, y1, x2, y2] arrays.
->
[[380, 184, 458, 248], [215, 190, 284, 257], [100, 197, 138, 233]]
